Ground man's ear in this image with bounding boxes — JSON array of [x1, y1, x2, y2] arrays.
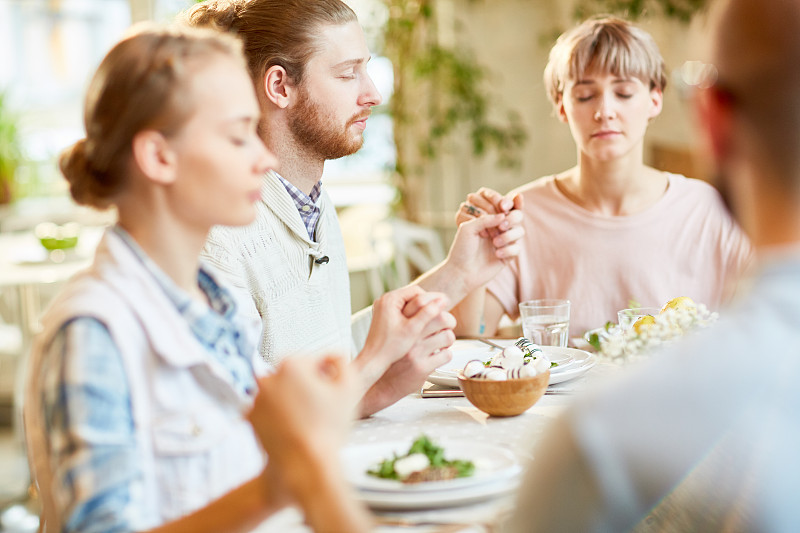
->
[[697, 86, 734, 164], [263, 65, 293, 109], [131, 130, 177, 185]]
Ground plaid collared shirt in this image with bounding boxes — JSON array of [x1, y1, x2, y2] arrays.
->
[[38, 226, 257, 532], [276, 174, 322, 240]]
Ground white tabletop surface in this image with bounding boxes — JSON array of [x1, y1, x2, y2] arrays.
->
[[255, 339, 620, 533]]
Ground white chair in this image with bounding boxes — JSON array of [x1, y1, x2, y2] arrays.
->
[[339, 204, 394, 311], [340, 206, 447, 307], [374, 218, 446, 291]]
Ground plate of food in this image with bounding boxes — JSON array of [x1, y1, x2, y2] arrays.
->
[[341, 435, 521, 494], [427, 340, 596, 388], [354, 476, 519, 510]]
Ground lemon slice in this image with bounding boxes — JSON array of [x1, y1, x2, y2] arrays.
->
[[632, 314, 656, 334], [660, 296, 696, 313]]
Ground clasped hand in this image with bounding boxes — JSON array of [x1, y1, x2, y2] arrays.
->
[[355, 286, 456, 414], [449, 187, 525, 288]]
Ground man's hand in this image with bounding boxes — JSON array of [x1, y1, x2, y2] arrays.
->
[[411, 187, 524, 320], [446, 208, 524, 291], [355, 287, 456, 415], [355, 286, 454, 385]]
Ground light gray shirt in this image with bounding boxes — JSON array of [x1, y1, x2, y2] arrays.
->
[[508, 247, 800, 532]]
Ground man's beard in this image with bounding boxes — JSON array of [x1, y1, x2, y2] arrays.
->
[[288, 86, 365, 160]]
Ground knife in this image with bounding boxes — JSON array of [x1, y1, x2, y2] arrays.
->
[[422, 387, 575, 398]]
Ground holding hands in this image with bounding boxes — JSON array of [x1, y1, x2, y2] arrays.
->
[[355, 285, 456, 415], [456, 187, 524, 229], [448, 187, 525, 289]]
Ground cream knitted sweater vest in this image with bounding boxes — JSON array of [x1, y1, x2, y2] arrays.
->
[[202, 172, 354, 365]]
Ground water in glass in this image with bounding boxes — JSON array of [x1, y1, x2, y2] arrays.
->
[[523, 315, 569, 347]]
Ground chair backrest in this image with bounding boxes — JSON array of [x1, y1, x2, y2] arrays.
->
[[377, 218, 445, 289], [339, 205, 446, 302]]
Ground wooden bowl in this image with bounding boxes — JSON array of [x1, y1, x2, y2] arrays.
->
[[457, 370, 550, 417]]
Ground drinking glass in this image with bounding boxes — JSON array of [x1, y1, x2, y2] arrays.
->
[[518, 299, 570, 347]]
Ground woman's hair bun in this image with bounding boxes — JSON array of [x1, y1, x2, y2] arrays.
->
[[58, 139, 115, 209]]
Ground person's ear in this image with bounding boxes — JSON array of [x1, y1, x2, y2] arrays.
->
[[556, 95, 568, 123], [648, 87, 664, 119], [131, 130, 177, 185], [263, 65, 293, 109], [697, 86, 734, 165]]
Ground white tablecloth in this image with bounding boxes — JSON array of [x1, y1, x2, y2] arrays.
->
[[256, 340, 620, 532]]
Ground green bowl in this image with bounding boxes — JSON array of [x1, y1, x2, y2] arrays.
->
[[35, 222, 80, 252], [39, 235, 79, 251]]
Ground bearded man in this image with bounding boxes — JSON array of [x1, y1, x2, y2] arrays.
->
[[186, 0, 524, 416]]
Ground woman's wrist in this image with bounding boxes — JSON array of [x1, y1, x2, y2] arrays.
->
[[415, 259, 472, 310], [274, 442, 371, 532], [352, 347, 390, 397]]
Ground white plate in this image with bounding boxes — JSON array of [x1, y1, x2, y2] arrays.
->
[[427, 345, 596, 388], [356, 477, 519, 510], [341, 439, 521, 494], [435, 341, 572, 373]]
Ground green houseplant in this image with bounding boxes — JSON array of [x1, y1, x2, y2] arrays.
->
[[573, 0, 708, 22], [0, 92, 22, 205], [382, 0, 527, 222]]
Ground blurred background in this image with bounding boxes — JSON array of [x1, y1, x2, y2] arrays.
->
[[0, 0, 710, 530]]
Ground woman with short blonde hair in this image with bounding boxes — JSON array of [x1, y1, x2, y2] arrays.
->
[[453, 15, 751, 339]]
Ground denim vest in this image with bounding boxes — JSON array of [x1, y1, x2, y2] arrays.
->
[[24, 231, 265, 531]]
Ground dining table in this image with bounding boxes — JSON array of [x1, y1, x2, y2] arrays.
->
[[254, 338, 622, 533], [0, 226, 104, 352]]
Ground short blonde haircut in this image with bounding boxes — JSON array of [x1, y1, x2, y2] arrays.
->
[[543, 16, 667, 108]]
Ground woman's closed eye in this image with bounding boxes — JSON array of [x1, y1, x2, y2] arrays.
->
[[229, 126, 259, 147]]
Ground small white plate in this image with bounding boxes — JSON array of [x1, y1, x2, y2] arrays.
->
[[342, 439, 521, 494], [428, 345, 596, 388], [434, 351, 573, 377]]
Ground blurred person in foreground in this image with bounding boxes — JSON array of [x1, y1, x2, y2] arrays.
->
[[250, 0, 800, 530], [451, 15, 751, 339], [23, 24, 371, 532], [184, 0, 524, 416]]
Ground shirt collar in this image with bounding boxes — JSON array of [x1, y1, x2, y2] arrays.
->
[[275, 173, 323, 240], [111, 225, 237, 326], [275, 173, 322, 208]]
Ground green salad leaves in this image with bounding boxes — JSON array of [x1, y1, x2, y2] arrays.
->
[[367, 435, 475, 481]]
